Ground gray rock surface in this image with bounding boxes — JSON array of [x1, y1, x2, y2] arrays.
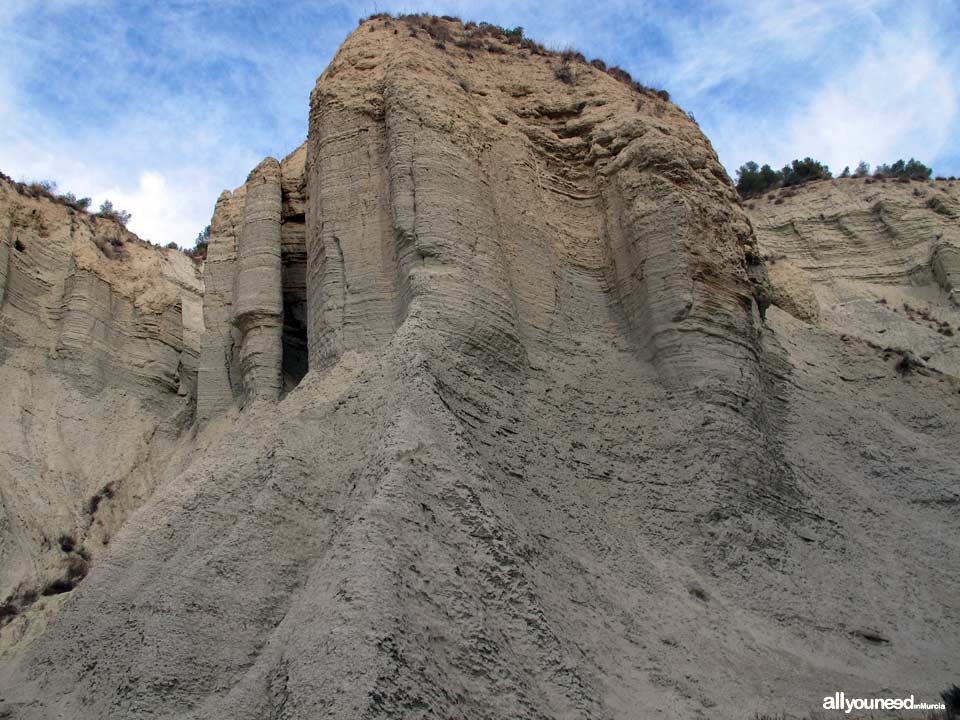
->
[[0, 178, 203, 658], [0, 17, 958, 720], [196, 186, 243, 423], [197, 149, 308, 419], [233, 157, 284, 403]]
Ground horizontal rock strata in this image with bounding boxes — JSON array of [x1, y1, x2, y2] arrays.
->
[[0, 177, 202, 658]]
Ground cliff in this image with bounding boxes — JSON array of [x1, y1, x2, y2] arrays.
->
[[746, 176, 960, 377], [0, 16, 957, 720], [0, 176, 203, 656], [197, 146, 308, 421]]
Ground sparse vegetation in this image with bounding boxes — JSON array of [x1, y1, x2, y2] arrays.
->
[[736, 157, 936, 199], [185, 224, 210, 261], [735, 157, 832, 198], [0, 174, 93, 212], [874, 158, 932, 180], [85, 481, 115, 518], [554, 61, 575, 85], [96, 199, 132, 226], [735, 161, 788, 198], [0, 172, 135, 230], [57, 533, 76, 553], [362, 13, 672, 103], [895, 351, 923, 376]]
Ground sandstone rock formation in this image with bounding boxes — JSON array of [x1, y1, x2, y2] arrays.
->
[[0, 177, 203, 657], [1, 16, 958, 720], [197, 148, 307, 421], [746, 177, 960, 377]]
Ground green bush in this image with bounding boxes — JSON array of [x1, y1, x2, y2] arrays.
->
[[735, 162, 781, 198], [736, 157, 832, 198], [96, 200, 132, 226], [874, 158, 932, 180], [781, 157, 832, 186]]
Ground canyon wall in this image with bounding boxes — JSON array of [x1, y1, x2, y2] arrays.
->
[[0, 178, 202, 655]]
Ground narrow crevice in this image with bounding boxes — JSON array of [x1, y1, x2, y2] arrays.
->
[[282, 296, 309, 391]]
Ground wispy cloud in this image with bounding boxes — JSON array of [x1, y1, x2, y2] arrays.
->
[[1, 1, 957, 246], [684, 0, 960, 176], [0, 1, 346, 245], [784, 27, 957, 173]]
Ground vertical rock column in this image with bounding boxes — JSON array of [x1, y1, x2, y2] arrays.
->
[[232, 158, 284, 403], [197, 191, 243, 422]]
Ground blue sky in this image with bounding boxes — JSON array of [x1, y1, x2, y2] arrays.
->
[[2, 0, 958, 247]]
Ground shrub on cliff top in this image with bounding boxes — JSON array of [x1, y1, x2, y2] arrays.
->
[[736, 157, 832, 198], [781, 157, 832, 187], [8, 177, 93, 212], [96, 200, 131, 226], [874, 158, 932, 180], [381, 13, 672, 104], [735, 162, 781, 198], [735, 156, 934, 199]]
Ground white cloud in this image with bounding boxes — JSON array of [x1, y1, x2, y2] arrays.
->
[[650, 0, 885, 97], [0, 2, 312, 247], [92, 171, 206, 247], [703, 4, 959, 174], [784, 36, 956, 172]]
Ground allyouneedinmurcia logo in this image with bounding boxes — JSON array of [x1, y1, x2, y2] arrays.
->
[[823, 692, 946, 714]]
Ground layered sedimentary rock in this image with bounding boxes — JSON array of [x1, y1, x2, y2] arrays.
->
[[1, 16, 958, 720], [746, 177, 960, 376], [232, 158, 284, 402], [195, 185, 243, 422], [197, 149, 308, 421], [0, 178, 202, 656]]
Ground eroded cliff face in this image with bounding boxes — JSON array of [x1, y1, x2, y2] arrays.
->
[[0, 178, 203, 655], [197, 147, 308, 421], [0, 16, 957, 720], [746, 176, 960, 377]]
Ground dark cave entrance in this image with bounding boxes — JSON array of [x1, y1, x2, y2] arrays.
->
[[282, 295, 308, 392], [281, 209, 309, 393]]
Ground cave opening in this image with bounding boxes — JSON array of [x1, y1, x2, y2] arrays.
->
[[281, 207, 309, 393], [282, 296, 308, 392]]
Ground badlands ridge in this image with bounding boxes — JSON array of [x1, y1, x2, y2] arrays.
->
[[0, 15, 957, 720]]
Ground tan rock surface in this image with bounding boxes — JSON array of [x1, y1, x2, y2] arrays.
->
[[747, 177, 960, 377], [0, 178, 203, 658], [197, 148, 308, 420], [0, 17, 958, 720]]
